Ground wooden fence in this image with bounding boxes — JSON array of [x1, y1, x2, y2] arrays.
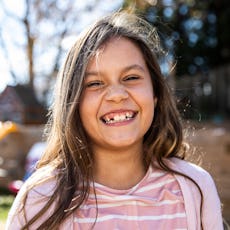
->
[[175, 64, 230, 120]]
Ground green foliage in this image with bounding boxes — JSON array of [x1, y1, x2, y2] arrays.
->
[[122, 0, 230, 76], [0, 195, 14, 220]]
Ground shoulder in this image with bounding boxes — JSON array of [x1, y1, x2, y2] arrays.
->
[[166, 158, 223, 229], [24, 165, 58, 197], [165, 157, 220, 197], [166, 157, 213, 183], [165, 157, 220, 203], [6, 165, 58, 229]]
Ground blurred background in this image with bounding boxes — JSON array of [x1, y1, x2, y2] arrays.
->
[[0, 0, 229, 227]]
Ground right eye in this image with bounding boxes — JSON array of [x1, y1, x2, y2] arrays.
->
[[85, 81, 104, 88]]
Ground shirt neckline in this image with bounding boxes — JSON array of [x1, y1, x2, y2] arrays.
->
[[91, 166, 153, 195]]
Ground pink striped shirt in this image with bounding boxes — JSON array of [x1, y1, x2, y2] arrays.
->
[[6, 158, 223, 229], [74, 166, 187, 229]]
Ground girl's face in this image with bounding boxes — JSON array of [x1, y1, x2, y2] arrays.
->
[[79, 37, 157, 153]]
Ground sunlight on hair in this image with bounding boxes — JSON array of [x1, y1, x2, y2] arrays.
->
[[145, 0, 158, 5]]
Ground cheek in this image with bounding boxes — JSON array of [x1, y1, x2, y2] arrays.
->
[[142, 100, 155, 137], [79, 95, 90, 127], [139, 85, 154, 107], [140, 88, 155, 123], [79, 94, 99, 128]]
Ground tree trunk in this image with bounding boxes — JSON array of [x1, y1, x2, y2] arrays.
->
[[27, 35, 34, 89], [24, 0, 34, 90]]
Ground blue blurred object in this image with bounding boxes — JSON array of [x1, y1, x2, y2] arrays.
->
[[8, 142, 46, 194]]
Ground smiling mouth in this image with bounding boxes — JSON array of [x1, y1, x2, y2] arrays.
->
[[101, 111, 138, 124]]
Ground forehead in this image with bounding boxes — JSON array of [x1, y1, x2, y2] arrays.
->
[[97, 36, 141, 55], [87, 36, 146, 70]]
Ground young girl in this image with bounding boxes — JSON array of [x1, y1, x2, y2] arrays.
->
[[6, 12, 223, 230]]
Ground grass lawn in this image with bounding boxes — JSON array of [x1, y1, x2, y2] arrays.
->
[[0, 195, 14, 223]]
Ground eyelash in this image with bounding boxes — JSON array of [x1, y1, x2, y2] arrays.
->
[[123, 75, 140, 81], [85, 75, 141, 88], [85, 81, 104, 88]]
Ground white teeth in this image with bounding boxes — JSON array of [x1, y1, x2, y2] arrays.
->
[[126, 112, 132, 118], [103, 112, 135, 124], [120, 115, 126, 120], [114, 115, 120, 121], [104, 117, 110, 122]]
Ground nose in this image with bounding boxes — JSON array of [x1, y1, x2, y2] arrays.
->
[[105, 84, 128, 103]]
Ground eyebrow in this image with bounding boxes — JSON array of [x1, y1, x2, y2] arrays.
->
[[85, 64, 146, 78]]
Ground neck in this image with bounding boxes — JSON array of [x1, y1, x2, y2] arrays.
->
[[93, 145, 146, 190]]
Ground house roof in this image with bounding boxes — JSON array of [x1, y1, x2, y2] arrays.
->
[[0, 84, 47, 124], [9, 85, 44, 107]]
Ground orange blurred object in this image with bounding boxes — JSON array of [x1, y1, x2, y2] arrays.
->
[[0, 121, 18, 140]]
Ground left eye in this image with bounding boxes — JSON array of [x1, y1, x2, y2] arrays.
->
[[123, 75, 140, 81]]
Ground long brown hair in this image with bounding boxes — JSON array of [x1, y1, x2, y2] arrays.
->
[[20, 12, 202, 229]]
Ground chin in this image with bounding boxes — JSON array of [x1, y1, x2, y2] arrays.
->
[[104, 138, 141, 149]]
